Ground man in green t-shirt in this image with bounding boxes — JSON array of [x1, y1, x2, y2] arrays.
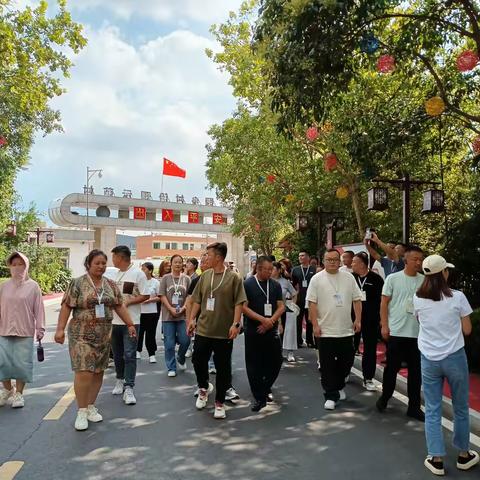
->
[[189, 242, 246, 419]]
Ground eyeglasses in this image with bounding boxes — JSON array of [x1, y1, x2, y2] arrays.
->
[[324, 258, 340, 263]]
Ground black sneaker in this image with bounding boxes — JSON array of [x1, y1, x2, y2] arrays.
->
[[424, 456, 444, 476], [457, 450, 479, 470], [407, 408, 425, 422], [376, 396, 388, 412], [251, 400, 267, 412]]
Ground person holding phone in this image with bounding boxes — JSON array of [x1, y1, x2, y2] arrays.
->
[[364, 229, 406, 278], [55, 249, 136, 430]]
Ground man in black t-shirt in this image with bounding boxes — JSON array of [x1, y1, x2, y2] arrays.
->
[[291, 251, 316, 348], [352, 252, 384, 391], [243, 256, 285, 412]]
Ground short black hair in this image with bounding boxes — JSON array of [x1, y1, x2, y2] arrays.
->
[[188, 257, 199, 269], [142, 261, 154, 272], [299, 251, 310, 256], [343, 250, 354, 257], [111, 245, 131, 260], [405, 245, 424, 255], [268, 255, 276, 262], [207, 242, 228, 260], [84, 249, 108, 270], [324, 248, 341, 258], [170, 254, 183, 264], [354, 252, 369, 267], [257, 255, 273, 267], [396, 242, 407, 249]]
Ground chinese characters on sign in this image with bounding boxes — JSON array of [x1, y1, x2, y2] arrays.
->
[[122, 189, 132, 198], [133, 207, 146, 220], [162, 209, 174, 222], [176, 194, 185, 203], [141, 191, 152, 200], [192, 196, 200, 205], [104, 187, 115, 196], [83, 185, 94, 195], [188, 212, 200, 224], [213, 213, 225, 225], [159, 193, 170, 202], [205, 198, 214, 206]]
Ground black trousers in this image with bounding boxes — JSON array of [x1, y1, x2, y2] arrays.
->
[[380, 336, 421, 410], [318, 336, 355, 402], [296, 304, 314, 347], [137, 312, 160, 356], [245, 332, 283, 402], [361, 316, 380, 380], [192, 334, 233, 403]]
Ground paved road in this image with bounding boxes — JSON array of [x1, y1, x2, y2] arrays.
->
[[1, 302, 479, 480]]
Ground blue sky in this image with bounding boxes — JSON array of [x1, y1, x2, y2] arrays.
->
[[15, 0, 244, 222]]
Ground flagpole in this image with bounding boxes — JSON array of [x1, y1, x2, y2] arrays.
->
[[161, 172, 164, 195]]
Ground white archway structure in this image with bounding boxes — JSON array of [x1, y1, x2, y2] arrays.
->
[[49, 193, 245, 272]]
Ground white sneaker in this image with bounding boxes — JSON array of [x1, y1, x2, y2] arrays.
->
[[136, 351, 141, 360], [363, 379, 376, 391], [214, 402, 226, 419], [86, 405, 103, 422], [324, 400, 336, 410], [196, 383, 214, 409], [208, 367, 217, 374], [112, 379, 124, 395], [185, 349, 193, 358], [339, 389, 346, 401], [167, 370, 177, 377], [11, 392, 25, 408], [74, 409, 88, 431], [287, 351, 295, 362], [123, 387, 136, 405], [225, 387, 240, 401], [0, 388, 15, 407], [178, 361, 187, 371], [149, 355, 157, 364]]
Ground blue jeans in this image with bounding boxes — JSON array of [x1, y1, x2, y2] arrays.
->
[[163, 321, 190, 372], [421, 348, 470, 456], [111, 324, 139, 388]]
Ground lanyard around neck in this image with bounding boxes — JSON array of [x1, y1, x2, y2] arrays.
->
[[210, 268, 227, 298], [301, 266, 309, 281], [116, 263, 133, 284], [87, 274, 105, 304], [254, 275, 270, 303], [172, 274, 183, 294]]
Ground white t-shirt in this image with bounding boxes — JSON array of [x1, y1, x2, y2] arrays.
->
[[414, 290, 472, 361], [104, 265, 149, 325], [141, 277, 160, 314], [306, 270, 362, 337], [339, 265, 353, 274]]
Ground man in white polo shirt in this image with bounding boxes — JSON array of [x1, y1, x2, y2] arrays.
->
[[307, 249, 362, 410]]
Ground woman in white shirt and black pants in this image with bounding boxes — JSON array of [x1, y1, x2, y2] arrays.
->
[[414, 255, 479, 476]]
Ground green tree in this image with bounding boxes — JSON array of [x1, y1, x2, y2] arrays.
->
[[0, 0, 87, 227]]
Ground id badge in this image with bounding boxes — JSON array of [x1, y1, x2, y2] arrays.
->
[[172, 294, 179, 306], [206, 297, 215, 311], [405, 299, 414, 314], [95, 303, 105, 318], [334, 293, 344, 307], [302, 280, 308, 288], [360, 291, 367, 302], [264, 303, 273, 317]]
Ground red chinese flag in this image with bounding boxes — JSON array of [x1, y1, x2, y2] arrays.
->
[[188, 211, 199, 224], [162, 209, 174, 222], [163, 157, 186, 178], [213, 213, 225, 225], [133, 207, 146, 220]]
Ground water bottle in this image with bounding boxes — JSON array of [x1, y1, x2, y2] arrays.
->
[[37, 340, 45, 362]]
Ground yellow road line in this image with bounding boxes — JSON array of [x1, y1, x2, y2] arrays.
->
[[43, 385, 75, 420], [0, 461, 24, 480]]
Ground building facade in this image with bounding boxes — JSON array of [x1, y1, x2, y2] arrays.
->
[[136, 234, 216, 260]]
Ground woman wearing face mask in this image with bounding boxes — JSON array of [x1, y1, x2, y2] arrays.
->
[[0, 252, 45, 409], [55, 249, 136, 431], [159, 255, 191, 377]]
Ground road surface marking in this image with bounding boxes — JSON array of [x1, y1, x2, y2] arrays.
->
[[350, 366, 480, 448], [43, 385, 75, 420], [0, 461, 24, 479]]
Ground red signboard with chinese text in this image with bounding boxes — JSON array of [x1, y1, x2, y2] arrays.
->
[[133, 207, 146, 220], [188, 211, 200, 223], [162, 209, 174, 222], [212, 213, 225, 225]]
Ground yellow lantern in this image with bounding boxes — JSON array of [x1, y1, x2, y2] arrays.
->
[[285, 194, 296, 202], [425, 96, 445, 116], [336, 186, 349, 199]]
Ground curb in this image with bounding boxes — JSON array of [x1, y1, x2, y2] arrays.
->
[[43, 294, 63, 307], [353, 356, 480, 435]]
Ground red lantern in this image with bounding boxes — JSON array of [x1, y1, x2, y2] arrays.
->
[[0, 136, 7, 147], [377, 54, 395, 73], [473, 135, 480, 154], [324, 152, 338, 172], [266, 174, 276, 183], [255, 224, 261, 232], [456, 50, 479, 72], [306, 126, 319, 142]]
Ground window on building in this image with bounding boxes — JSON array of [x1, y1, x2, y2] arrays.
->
[[190, 244, 195, 250], [153, 242, 161, 249], [200, 244, 206, 250], [182, 243, 189, 251], [171, 242, 178, 250], [165, 242, 171, 250]]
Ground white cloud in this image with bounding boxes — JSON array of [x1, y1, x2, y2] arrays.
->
[[15, 22, 238, 215]]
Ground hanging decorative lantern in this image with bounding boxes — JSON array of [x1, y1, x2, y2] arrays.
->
[[377, 54, 395, 73], [456, 50, 479, 72], [296, 214, 309, 231], [360, 34, 379, 54], [0, 136, 7, 147], [336, 186, 349, 199], [322, 121, 334, 134], [5, 220, 16, 237], [306, 126, 319, 142], [258, 175, 266, 184], [472, 135, 480, 154], [266, 174, 276, 183], [425, 96, 445, 117], [324, 152, 338, 172], [422, 189, 445, 213], [367, 187, 389, 211], [285, 193, 296, 202]]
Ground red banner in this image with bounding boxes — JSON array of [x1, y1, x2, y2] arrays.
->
[[188, 211, 200, 224], [133, 207, 146, 220], [163, 157, 186, 178], [212, 213, 225, 225], [162, 209, 174, 222]]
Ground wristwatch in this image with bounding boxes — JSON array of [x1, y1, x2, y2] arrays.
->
[[234, 322, 241, 328]]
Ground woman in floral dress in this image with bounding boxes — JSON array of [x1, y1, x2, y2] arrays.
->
[[55, 249, 136, 431]]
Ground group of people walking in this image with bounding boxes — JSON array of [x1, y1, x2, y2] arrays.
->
[[0, 233, 478, 475]]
